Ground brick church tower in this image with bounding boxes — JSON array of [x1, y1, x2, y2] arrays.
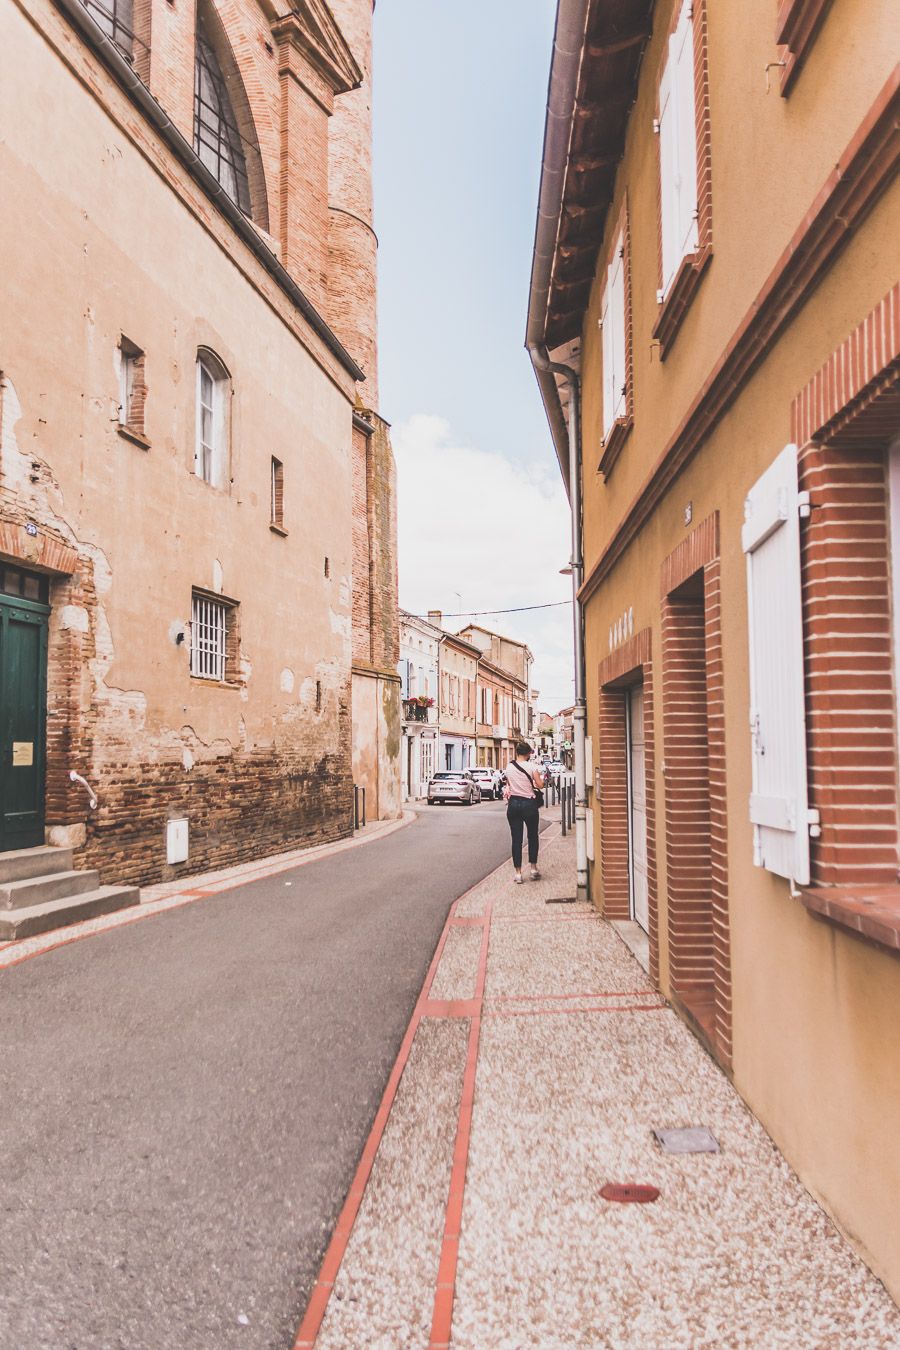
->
[[327, 0, 401, 821]]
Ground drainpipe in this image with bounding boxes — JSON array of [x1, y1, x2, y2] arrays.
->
[[527, 346, 588, 902]]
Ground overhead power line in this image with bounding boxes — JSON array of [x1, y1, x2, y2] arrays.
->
[[410, 600, 572, 619]]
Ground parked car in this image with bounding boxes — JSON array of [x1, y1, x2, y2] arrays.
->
[[427, 771, 482, 806], [543, 760, 565, 780], [470, 767, 503, 800]]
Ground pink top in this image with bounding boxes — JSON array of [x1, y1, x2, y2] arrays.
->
[[505, 759, 544, 799]]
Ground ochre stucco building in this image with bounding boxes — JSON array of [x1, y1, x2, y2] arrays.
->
[[0, 0, 399, 899], [530, 0, 899, 1300]]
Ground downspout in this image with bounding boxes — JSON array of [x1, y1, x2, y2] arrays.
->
[[527, 347, 588, 902]]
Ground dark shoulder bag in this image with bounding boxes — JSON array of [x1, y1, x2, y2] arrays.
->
[[512, 760, 544, 807]]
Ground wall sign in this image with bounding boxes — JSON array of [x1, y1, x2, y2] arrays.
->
[[608, 607, 634, 652], [12, 741, 34, 766]]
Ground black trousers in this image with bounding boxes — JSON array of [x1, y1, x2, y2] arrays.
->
[[507, 796, 540, 869]]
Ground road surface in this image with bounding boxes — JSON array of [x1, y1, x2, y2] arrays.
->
[[0, 801, 516, 1349]]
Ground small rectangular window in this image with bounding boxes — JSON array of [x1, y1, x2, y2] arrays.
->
[[195, 352, 229, 488], [270, 456, 284, 530], [119, 337, 146, 439], [191, 591, 230, 681]]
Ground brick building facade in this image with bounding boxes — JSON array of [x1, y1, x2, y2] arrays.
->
[[529, 0, 899, 1299], [0, 0, 398, 892]]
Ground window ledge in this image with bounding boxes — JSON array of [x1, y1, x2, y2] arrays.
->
[[652, 245, 712, 359], [599, 417, 633, 480], [189, 677, 242, 690], [269, 523, 289, 537], [800, 884, 900, 955], [117, 424, 151, 450], [775, 0, 833, 94]]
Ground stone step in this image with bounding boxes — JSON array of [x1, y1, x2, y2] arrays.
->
[[0, 869, 101, 911], [0, 886, 141, 941], [0, 846, 75, 884]]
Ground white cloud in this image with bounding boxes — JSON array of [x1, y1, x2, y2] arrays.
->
[[393, 414, 575, 713]]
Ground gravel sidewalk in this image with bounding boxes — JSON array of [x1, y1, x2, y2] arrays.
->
[[297, 822, 900, 1349]]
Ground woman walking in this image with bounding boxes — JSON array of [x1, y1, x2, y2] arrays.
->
[[504, 742, 545, 883]]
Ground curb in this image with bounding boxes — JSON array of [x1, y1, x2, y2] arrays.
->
[[291, 839, 531, 1349]]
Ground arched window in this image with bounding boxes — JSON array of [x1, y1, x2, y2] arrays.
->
[[195, 350, 230, 488], [193, 9, 251, 215], [81, 0, 134, 58]]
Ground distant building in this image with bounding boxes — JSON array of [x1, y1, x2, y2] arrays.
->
[[535, 712, 556, 755], [398, 612, 440, 800], [438, 631, 478, 771]]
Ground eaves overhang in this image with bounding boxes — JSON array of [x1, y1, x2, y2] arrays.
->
[[526, 0, 654, 482]]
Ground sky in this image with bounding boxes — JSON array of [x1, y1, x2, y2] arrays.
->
[[372, 0, 576, 714]]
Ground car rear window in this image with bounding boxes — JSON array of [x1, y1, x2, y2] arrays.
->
[[433, 772, 463, 780]]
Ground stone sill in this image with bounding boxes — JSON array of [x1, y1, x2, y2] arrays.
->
[[800, 884, 900, 955], [598, 416, 632, 480], [269, 523, 289, 537], [653, 245, 712, 359], [117, 424, 151, 450]]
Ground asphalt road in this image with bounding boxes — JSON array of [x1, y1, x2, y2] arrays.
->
[[0, 801, 515, 1350]]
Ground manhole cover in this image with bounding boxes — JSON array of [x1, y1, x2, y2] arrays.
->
[[599, 1183, 660, 1204], [653, 1126, 720, 1154]]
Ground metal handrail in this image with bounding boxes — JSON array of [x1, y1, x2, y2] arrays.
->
[[69, 769, 98, 811]]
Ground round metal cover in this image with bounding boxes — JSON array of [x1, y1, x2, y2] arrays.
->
[[599, 1183, 660, 1204]]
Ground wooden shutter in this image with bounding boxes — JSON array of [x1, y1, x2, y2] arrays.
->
[[600, 281, 614, 441], [742, 443, 815, 885], [673, 1, 699, 261], [658, 59, 679, 296], [608, 237, 626, 422]]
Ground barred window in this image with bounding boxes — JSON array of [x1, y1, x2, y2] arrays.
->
[[194, 13, 251, 215], [191, 593, 228, 681], [81, 0, 135, 59]]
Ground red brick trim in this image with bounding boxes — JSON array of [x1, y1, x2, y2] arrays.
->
[[659, 511, 719, 596], [597, 628, 659, 984], [800, 884, 900, 954], [660, 527, 731, 1068], [0, 520, 78, 575], [580, 69, 900, 606], [776, 0, 835, 96], [792, 283, 900, 449], [598, 627, 651, 687], [651, 0, 713, 359], [598, 197, 633, 480]]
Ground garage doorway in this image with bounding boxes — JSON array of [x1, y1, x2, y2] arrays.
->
[[626, 686, 649, 932]]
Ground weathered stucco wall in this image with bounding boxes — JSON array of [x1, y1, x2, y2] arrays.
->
[[0, 0, 359, 883]]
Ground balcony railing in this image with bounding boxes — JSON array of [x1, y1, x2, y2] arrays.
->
[[403, 699, 434, 723]]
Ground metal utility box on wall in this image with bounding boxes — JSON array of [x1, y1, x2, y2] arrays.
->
[[166, 818, 189, 865]]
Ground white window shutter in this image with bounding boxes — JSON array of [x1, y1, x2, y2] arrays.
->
[[658, 61, 679, 295], [600, 284, 614, 441], [609, 243, 627, 422], [742, 443, 812, 886], [673, 0, 699, 260]]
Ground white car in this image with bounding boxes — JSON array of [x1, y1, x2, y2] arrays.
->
[[470, 767, 503, 800], [427, 771, 482, 806]]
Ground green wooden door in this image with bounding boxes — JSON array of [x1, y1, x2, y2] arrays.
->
[[0, 593, 49, 851]]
